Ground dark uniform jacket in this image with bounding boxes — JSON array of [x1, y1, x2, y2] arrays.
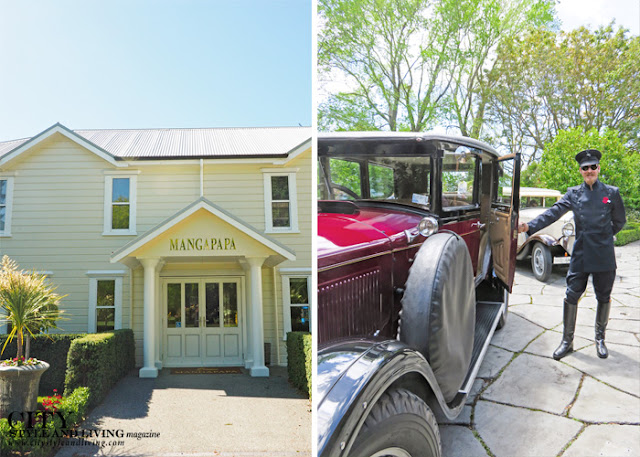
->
[[527, 180, 626, 272]]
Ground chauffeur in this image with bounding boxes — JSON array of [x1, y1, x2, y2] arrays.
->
[[518, 149, 626, 360]]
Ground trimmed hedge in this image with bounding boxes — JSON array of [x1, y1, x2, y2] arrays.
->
[[286, 332, 312, 398], [0, 386, 91, 457], [615, 222, 640, 246], [64, 329, 135, 406], [0, 333, 85, 395]]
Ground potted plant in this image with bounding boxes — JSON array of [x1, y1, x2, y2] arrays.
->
[[0, 255, 63, 418]]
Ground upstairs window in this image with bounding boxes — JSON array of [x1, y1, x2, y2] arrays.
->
[[0, 177, 14, 236], [263, 170, 299, 233], [104, 173, 137, 235]]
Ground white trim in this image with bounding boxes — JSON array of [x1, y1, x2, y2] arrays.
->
[[103, 173, 137, 236], [281, 274, 311, 339], [263, 172, 299, 233], [86, 270, 128, 277], [111, 198, 296, 263], [88, 276, 123, 333], [260, 167, 300, 173], [0, 123, 126, 169], [278, 267, 312, 273], [273, 139, 312, 165], [0, 176, 14, 237]]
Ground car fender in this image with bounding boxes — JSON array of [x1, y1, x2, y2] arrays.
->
[[518, 233, 558, 252], [317, 338, 464, 457]]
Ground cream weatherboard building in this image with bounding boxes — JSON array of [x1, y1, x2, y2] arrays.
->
[[0, 123, 311, 378]]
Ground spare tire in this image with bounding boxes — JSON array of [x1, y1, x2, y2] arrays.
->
[[399, 232, 476, 402]]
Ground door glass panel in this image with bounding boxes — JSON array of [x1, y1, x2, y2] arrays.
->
[[223, 283, 238, 327], [185, 283, 199, 328], [167, 283, 181, 328], [443, 150, 477, 208], [205, 283, 221, 327]]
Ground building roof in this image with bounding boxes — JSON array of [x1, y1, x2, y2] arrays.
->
[[0, 124, 311, 160]]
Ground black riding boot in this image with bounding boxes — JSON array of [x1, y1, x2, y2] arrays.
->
[[553, 300, 578, 360], [595, 300, 611, 359]]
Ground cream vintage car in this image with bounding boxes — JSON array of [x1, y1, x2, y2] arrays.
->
[[506, 187, 575, 282]]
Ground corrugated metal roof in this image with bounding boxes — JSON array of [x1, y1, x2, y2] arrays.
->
[[0, 126, 311, 160]]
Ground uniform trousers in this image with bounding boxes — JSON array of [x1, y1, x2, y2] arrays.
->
[[565, 269, 616, 305]]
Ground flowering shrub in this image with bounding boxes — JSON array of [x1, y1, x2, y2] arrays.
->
[[0, 356, 42, 367], [40, 389, 62, 413]]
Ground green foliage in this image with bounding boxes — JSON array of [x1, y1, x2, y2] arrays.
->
[[286, 332, 312, 398], [0, 256, 65, 359], [521, 162, 543, 187], [615, 222, 640, 246], [0, 387, 91, 457], [0, 333, 85, 395], [538, 127, 640, 209], [489, 25, 640, 160], [64, 329, 135, 406]]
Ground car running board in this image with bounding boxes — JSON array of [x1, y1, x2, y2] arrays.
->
[[457, 300, 504, 395]]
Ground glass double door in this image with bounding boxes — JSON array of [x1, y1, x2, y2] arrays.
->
[[163, 278, 243, 366]]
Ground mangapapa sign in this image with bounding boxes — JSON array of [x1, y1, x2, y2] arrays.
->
[[169, 237, 236, 252]]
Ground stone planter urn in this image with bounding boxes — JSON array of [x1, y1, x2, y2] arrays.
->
[[0, 361, 50, 418]]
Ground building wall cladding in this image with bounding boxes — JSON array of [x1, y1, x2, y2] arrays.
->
[[0, 132, 311, 367]]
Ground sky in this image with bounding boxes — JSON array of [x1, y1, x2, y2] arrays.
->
[[0, 0, 312, 142], [556, 0, 639, 35]]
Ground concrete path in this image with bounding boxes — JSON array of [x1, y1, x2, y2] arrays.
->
[[54, 366, 311, 457], [440, 240, 640, 457]]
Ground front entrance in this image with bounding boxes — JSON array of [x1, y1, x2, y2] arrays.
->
[[163, 277, 244, 366]]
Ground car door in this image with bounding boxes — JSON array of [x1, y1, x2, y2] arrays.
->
[[489, 153, 521, 292]]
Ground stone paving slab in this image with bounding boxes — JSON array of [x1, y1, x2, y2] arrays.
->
[[476, 345, 513, 379], [489, 313, 545, 352], [511, 304, 563, 329], [564, 343, 640, 397], [523, 330, 592, 357], [482, 353, 583, 415], [563, 425, 640, 457], [474, 400, 582, 457], [440, 425, 488, 457], [569, 376, 640, 423]]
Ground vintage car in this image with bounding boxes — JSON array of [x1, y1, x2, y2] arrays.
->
[[317, 132, 521, 457], [507, 187, 575, 282]]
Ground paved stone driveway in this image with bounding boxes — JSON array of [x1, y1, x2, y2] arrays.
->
[[439, 241, 640, 457]]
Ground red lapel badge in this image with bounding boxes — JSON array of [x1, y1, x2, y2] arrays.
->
[[603, 197, 611, 204]]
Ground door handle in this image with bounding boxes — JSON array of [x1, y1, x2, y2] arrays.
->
[[471, 222, 486, 229]]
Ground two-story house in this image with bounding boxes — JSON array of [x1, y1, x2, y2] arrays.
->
[[0, 123, 311, 378]]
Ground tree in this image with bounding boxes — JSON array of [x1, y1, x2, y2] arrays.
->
[[318, 0, 457, 132], [536, 127, 640, 210], [489, 25, 640, 162], [0, 256, 64, 360], [318, 0, 556, 134], [444, 0, 555, 139]]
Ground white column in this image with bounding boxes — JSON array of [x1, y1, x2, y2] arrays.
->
[[139, 257, 160, 378], [247, 257, 269, 377]]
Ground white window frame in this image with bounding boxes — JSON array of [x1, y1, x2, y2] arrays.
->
[[0, 175, 15, 237], [87, 271, 126, 333], [262, 169, 299, 233], [282, 273, 311, 339], [103, 172, 138, 236]]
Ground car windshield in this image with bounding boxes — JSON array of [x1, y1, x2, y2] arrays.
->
[[318, 155, 432, 210]]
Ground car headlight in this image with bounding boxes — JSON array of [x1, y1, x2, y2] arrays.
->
[[562, 222, 574, 237], [418, 216, 439, 237]]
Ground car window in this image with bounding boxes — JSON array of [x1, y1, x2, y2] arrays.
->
[[442, 151, 477, 209], [492, 160, 513, 208], [320, 155, 432, 209]]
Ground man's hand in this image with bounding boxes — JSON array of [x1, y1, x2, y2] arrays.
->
[[518, 222, 529, 233]]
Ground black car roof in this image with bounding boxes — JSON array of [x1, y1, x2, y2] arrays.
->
[[318, 131, 501, 158]]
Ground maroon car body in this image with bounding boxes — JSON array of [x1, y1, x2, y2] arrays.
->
[[317, 132, 521, 457]]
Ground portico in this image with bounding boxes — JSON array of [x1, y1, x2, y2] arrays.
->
[[111, 198, 296, 378]]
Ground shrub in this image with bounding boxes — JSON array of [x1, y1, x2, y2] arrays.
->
[[286, 332, 312, 398], [64, 329, 135, 406], [0, 333, 84, 395], [0, 386, 90, 457], [615, 223, 640, 246]]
